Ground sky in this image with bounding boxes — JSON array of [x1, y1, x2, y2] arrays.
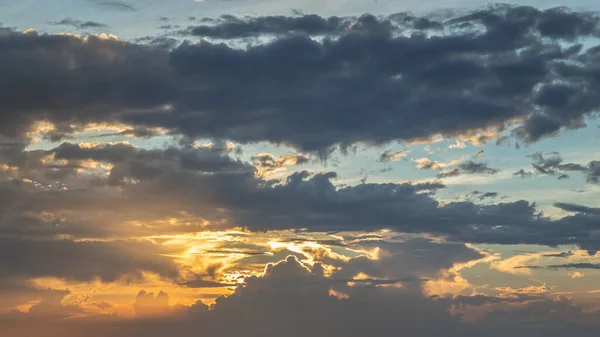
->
[[1, 0, 600, 336]]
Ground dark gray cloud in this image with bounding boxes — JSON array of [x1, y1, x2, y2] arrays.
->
[[543, 251, 574, 258], [92, 127, 163, 139], [436, 160, 499, 178], [133, 290, 170, 317], [586, 161, 600, 183], [437, 168, 461, 178], [513, 168, 533, 178], [51, 18, 107, 29], [468, 191, 500, 201], [516, 263, 600, 270], [555, 202, 600, 215], [252, 153, 310, 174], [189, 14, 354, 38], [459, 160, 500, 175], [188, 7, 599, 40], [3, 6, 600, 153], [520, 152, 598, 182], [529, 152, 581, 175]]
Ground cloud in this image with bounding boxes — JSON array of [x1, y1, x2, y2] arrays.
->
[[252, 153, 310, 177], [2, 5, 600, 336], [25, 290, 85, 319], [92, 127, 163, 139], [554, 202, 600, 215], [520, 152, 598, 182], [436, 160, 499, 178], [182, 279, 237, 288], [413, 158, 462, 170], [528, 152, 585, 175], [413, 158, 445, 170], [378, 150, 408, 162], [4, 255, 600, 337], [543, 251, 574, 258], [187, 8, 599, 40], [133, 290, 171, 317], [2, 141, 600, 250], [570, 271, 585, 278], [50, 18, 107, 29], [0, 237, 179, 282], [188, 14, 356, 38], [586, 161, 600, 183], [90, 0, 136, 11], [458, 160, 500, 175], [468, 191, 500, 201], [3, 6, 600, 153], [437, 168, 461, 178], [515, 263, 600, 270], [513, 169, 533, 178]]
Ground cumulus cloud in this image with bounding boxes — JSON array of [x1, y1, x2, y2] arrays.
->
[[3, 6, 600, 152], [3, 255, 600, 337]]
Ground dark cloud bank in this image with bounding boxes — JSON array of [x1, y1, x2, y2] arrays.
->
[[1, 140, 599, 249], [3, 5, 600, 153]]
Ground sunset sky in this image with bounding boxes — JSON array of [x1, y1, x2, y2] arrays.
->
[[1, 1, 600, 336]]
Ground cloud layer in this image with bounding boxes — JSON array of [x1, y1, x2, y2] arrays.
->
[[3, 6, 600, 152]]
